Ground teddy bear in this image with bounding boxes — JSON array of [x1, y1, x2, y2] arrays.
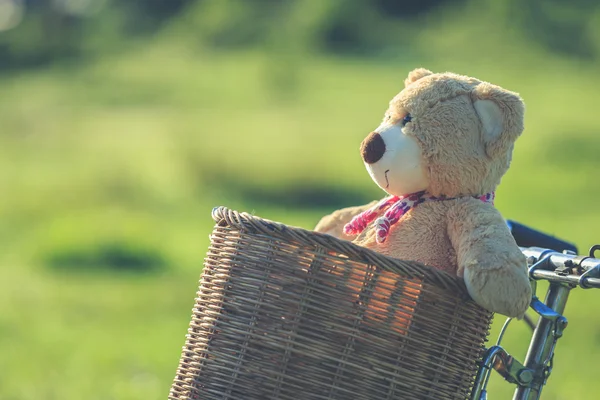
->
[[314, 68, 531, 318]]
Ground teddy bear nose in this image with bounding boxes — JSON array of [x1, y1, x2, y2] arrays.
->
[[360, 131, 386, 164]]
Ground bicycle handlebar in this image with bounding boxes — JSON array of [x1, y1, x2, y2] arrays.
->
[[520, 247, 600, 289], [506, 220, 599, 289], [471, 221, 598, 400]]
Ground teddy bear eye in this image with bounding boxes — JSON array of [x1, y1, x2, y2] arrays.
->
[[401, 114, 412, 126]]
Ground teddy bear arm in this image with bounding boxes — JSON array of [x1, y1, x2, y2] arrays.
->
[[314, 200, 379, 240], [447, 201, 532, 318]]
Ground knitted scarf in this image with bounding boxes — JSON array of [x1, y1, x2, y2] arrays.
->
[[343, 191, 495, 244]]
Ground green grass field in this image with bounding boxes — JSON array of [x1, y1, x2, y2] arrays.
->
[[2, 10, 600, 398]]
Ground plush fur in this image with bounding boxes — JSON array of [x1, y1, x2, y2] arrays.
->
[[314, 69, 531, 318]]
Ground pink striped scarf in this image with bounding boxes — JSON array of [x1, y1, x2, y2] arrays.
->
[[343, 191, 495, 244]]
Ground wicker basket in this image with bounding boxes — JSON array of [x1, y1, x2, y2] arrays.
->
[[169, 207, 492, 400]]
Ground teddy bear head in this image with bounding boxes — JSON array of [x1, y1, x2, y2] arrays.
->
[[360, 68, 525, 198]]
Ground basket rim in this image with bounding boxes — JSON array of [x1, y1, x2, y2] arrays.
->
[[211, 206, 471, 296]]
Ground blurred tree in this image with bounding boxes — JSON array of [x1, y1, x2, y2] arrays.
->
[[116, 0, 192, 34], [507, 0, 600, 59], [374, 0, 466, 17], [0, 0, 598, 71], [0, 0, 193, 69], [0, 1, 84, 69]]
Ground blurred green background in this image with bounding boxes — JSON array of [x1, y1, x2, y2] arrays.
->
[[1, 0, 599, 399]]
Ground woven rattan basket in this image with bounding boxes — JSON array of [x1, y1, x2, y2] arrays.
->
[[169, 207, 493, 400]]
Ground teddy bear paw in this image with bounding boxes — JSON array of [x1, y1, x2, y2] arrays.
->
[[463, 254, 532, 318]]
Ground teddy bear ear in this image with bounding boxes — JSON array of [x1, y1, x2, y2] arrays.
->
[[404, 68, 433, 87], [471, 82, 525, 158]]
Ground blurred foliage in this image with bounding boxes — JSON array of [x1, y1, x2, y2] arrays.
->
[[47, 241, 166, 273], [1, 0, 600, 399], [507, 0, 600, 59], [2, 0, 600, 70]]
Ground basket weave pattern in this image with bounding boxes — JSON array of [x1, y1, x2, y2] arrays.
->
[[169, 207, 492, 400]]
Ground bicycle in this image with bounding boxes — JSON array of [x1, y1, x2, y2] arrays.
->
[[470, 221, 600, 400]]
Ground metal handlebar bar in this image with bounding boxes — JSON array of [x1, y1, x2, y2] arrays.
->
[[521, 247, 600, 289]]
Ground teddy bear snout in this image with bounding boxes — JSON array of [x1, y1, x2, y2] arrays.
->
[[361, 131, 386, 164]]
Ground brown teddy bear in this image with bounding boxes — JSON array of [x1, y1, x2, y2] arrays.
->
[[315, 68, 531, 318]]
